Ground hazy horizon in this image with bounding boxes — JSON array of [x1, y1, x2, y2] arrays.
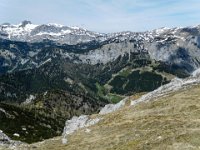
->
[[1, 0, 200, 33]]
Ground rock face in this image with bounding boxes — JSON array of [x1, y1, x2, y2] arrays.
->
[[62, 96, 130, 144], [99, 98, 128, 115], [1, 22, 200, 75], [62, 115, 100, 144]]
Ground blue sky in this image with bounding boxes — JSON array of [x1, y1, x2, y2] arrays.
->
[[1, 0, 200, 32]]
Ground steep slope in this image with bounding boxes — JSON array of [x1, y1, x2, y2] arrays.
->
[[0, 102, 64, 143], [1, 23, 200, 146], [22, 71, 200, 150], [0, 89, 107, 143]]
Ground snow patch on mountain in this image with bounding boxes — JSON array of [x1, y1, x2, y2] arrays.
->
[[47, 23, 63, 28], [0, 21, 104, 45], [70, 26, 83, 30], [0, 50, 16, 59], [154, 27, 170, 35], [1, 22, 38, 38], [36, 32, 62, 36]]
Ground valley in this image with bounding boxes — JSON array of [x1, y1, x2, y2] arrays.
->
[[0, 21, 200, 147]]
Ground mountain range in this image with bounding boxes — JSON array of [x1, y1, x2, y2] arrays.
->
[[0, 21, 200, 144]]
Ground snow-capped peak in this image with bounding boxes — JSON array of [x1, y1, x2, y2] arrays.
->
[[154, 27, 170, 34], [69, 26, 88, 32], [1, 21, 200, 45], [47, 23, 64, 27], [0, 21, 104, 44], [0, 21, 39, 39], [70, 26, 82, 30]]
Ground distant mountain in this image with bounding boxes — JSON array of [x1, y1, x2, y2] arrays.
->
[[1, 21, 200, 74], [0, 20, 105, 45]]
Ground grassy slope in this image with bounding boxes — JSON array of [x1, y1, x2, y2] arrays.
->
[[24, 84, 200, 150]]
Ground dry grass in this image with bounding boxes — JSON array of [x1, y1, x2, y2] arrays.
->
[[10, 85, 200, 150]]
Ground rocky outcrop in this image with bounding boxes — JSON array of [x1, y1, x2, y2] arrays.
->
[[62, 115, 101, 144], [131, 68, 200, 106], [0, 130, 22, 149]]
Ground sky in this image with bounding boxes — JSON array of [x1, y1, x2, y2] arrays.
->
[[1, 0, 200, 33]]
